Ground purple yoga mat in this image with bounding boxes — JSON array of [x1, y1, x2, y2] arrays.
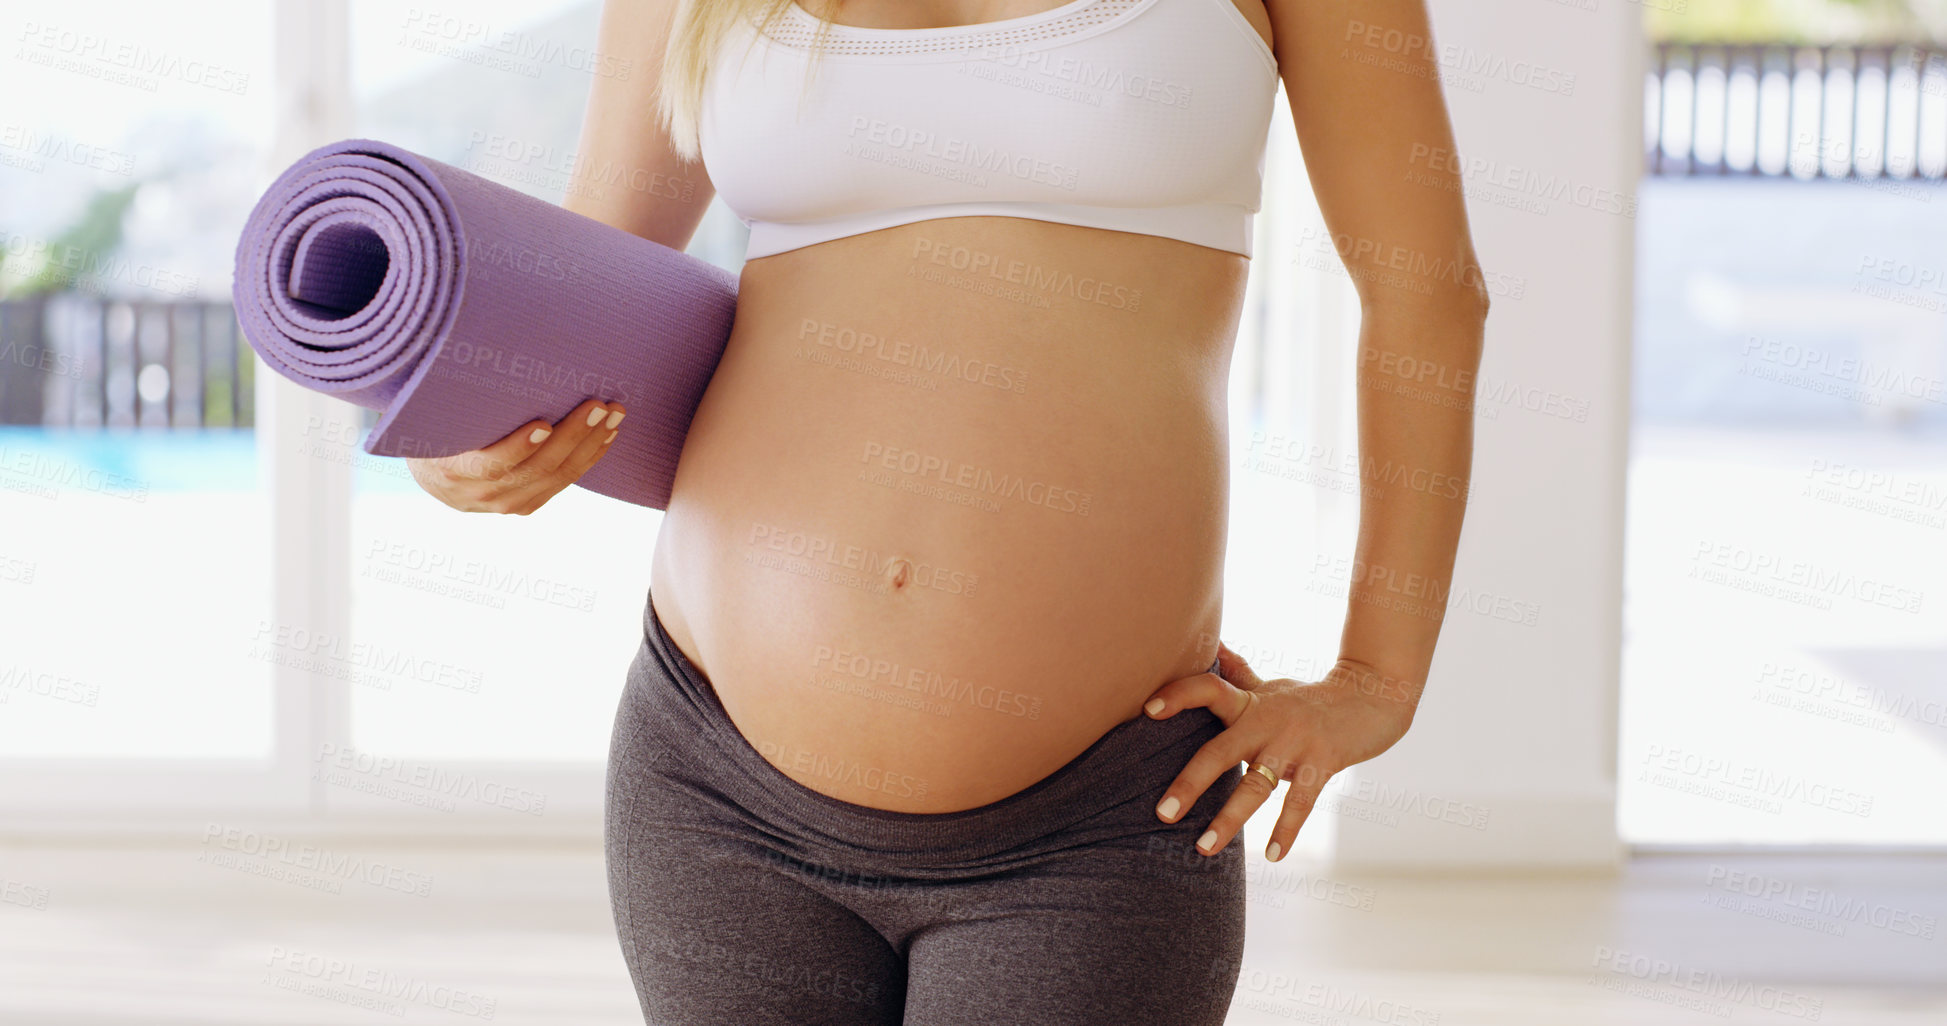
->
[[232, 138, 738, 510]]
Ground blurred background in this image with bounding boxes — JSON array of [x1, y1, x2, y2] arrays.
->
[[1, 0, 1942, 1022]]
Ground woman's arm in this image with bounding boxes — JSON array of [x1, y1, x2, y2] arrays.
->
[[1274, 0, 1489, 707], [563, 0, 716, 248], [1142, 0, 1487, 861]]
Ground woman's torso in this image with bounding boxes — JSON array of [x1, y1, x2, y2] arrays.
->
[[649, 0, 1278, 812]]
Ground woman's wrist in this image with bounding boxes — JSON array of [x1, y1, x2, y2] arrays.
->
[[1325, 656, 1426, 720]]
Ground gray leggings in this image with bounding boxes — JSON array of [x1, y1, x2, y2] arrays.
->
[[604, 588, 1247, 1025]]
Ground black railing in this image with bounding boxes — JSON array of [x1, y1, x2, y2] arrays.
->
[[1648, 42, 1947, 179], [0, 295, 253, 428]]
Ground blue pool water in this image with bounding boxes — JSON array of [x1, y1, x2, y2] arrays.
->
[[0, 426, 419, 493]]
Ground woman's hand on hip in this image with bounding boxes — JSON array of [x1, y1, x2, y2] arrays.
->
[[406, 397, 625, 515], [1142, 643, 1420, 862]]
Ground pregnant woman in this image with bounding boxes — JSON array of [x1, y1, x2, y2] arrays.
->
[[409, 0, 1486, 1022]]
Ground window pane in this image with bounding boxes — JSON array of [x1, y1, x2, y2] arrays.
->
[[1624, 175, 1947, 845], [0, 1, 275, 761]]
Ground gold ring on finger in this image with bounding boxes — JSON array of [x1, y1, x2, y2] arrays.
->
[[1249, 763, 1280, 787]]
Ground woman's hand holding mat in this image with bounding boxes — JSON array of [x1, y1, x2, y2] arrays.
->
[[407, 397, 627, 515]]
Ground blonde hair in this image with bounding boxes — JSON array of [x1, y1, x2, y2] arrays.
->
[[658, 0, 836, 163]]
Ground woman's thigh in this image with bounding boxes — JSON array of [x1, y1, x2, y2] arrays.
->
[[900, 822, 1247, 1026], [605, 694, 907, 1025]]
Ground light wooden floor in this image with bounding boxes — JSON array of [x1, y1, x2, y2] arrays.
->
[[2, 841, 1942, 1024]]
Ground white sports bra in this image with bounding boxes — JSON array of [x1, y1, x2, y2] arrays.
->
[[699, 0, 1280, 260]]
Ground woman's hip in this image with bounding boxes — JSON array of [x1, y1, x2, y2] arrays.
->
[[608, 585, 1242, 882]]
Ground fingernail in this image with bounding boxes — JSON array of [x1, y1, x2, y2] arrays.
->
[[604, 429, 618, 444], [1197, 829, 1219, 852], [528, 427, 551, 444], [1266, 841, 1282, 862], [1144, 697, 1164, 716], [606, 410, 625, 430], [585, 406, 607, 427], [1157, 796, 1180, 820]]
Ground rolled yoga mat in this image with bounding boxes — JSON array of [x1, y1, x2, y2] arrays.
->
[[232, 138, 738, 510]]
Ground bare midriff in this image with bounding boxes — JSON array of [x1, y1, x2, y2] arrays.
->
[[648, 216, 1249, 812]]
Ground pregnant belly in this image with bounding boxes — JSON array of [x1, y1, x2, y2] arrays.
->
[[649, 217, 1248, 812]]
